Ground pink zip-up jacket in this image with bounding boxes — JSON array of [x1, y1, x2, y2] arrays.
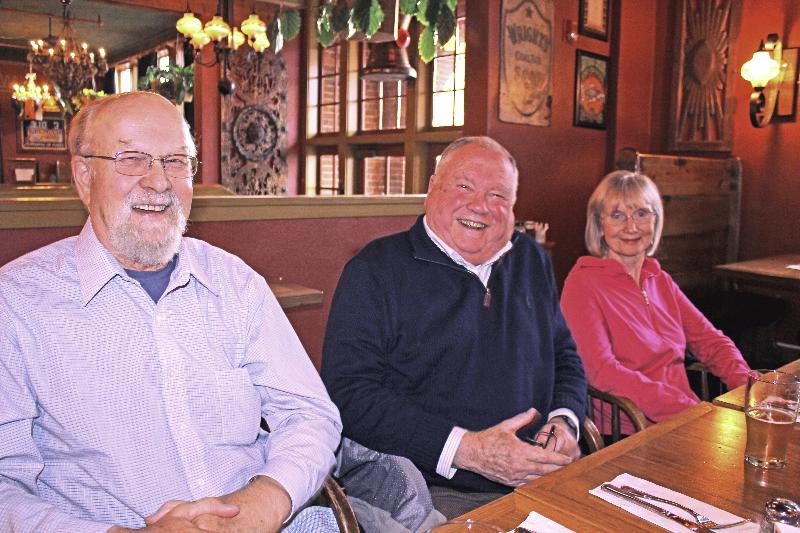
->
[[561, 256, 750, 435]]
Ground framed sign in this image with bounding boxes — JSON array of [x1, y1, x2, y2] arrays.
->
[[579, 0, 609, 41], [573, 50, 607, 129], [499, 0, 554, 126], [19, 118, 67, 151], [10, 158, 38, 183]]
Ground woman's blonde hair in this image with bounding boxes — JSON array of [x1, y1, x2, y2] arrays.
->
[[585, 170, 664, 257]]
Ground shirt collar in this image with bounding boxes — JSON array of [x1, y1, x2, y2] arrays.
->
[[75, 220, 218, 306], [422, 215, 513, 270]]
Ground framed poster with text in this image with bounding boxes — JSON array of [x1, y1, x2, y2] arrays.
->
[[573, 50, 607, 129], [499, 0, 553, 126], [19, 118, 67, 151]]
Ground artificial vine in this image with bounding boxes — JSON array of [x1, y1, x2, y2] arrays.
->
[[316, 0, 459, 63]]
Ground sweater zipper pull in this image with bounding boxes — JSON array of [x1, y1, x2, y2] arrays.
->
[[483, 287, 492, 308]]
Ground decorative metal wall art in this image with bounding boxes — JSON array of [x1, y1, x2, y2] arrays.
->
[[668, 0, 742, 152], [220, 47, 288, 195], [499, 0, 554, 126]]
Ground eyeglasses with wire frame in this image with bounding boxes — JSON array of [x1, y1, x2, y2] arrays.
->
[[603, 208, 656, 227], [81, 150, 199, 180]]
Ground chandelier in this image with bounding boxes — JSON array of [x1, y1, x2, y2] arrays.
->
[[175, 4, 271, 95], [27, 0, 109, 105], [11, 69, 54, 120]]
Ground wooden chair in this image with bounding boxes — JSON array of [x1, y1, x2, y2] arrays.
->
[[586, 362, 716, 444], [581, 416, 604, 454], [586, 385, 651, 444], [316, 476, 360, 533]]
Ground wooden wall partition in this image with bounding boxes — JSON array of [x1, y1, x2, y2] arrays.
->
[[0, 194, 425, 366]]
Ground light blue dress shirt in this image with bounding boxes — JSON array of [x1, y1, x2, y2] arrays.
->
[[0, 221, 342, 532]]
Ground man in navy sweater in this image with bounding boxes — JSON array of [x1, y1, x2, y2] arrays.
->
[[321, 136, 587, 520]]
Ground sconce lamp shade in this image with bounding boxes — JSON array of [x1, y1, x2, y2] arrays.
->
[[176, 12, 203, 38], [204, 15, 231, 42], [741, 50, 780, 88], [231, 28, 246, 50]]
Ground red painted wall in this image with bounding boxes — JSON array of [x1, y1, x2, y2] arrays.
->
[[465, 0, 614, 282], [730, 0, 800, 259], [0, 215, 418, 367]]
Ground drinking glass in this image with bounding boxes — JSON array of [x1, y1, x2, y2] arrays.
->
[[744, 369, 800, 469], [426, 519, 504, 532]]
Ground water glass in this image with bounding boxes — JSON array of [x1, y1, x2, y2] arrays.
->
[[744, 369, 800, 469], [426, 519, 504, 532]]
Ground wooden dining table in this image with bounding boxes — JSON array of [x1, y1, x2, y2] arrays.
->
[[714, 254, 800, 290], [460, 402, 800, 532], [713, 358, 800, 412], [269, 282, 323, 309]]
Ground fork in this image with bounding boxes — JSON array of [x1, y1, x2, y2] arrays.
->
[[620, 485, 752, 529]]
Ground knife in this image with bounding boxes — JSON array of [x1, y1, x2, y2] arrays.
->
[[601, 483, 715, 532]]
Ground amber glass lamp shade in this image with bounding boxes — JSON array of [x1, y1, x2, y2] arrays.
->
[[204, 15, 231, 42], [240, 13, 266, 40], [176, 11, 203, 38]]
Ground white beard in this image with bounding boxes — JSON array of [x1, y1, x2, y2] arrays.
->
[[106, 191, 187, 269]]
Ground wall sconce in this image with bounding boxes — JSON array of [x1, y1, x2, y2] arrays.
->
[[740, 33, 784, 127]]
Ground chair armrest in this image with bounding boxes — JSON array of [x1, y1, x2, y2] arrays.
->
[[581, 417, 604, 454], [318, 476, 360, 533]]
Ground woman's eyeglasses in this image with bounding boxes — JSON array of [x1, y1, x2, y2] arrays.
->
[[603, 208, 656, 227]]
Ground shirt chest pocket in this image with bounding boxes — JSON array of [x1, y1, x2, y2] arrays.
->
[[185, 368, 262, 446]]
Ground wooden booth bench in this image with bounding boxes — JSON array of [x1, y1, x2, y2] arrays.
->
[[617, 150, 785, 368]]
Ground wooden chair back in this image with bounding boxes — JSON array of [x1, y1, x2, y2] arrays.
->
[[616, 150, 741, 294], [587, 386, 651, 444]]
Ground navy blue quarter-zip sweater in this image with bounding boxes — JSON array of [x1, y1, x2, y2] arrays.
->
[[321, 216, 586, 493]]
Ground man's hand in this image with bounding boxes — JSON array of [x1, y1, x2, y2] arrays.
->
[[190, 475, 292, 533], [547, 417, 581, 460], [107, 498, 239, 532], [452, 408, 576, 487]]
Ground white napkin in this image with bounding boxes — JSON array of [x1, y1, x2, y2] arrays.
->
[[508, 510, 575, 533], [776, 524, 800, 533], [589, 473, 758, 532]]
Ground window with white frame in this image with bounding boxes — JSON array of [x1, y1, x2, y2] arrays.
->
[[304, 0, 466, 196]]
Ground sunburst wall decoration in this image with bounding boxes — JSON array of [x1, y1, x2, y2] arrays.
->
[[668, 0, 742, 152]]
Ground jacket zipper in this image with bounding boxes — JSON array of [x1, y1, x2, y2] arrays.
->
[[414, 256, 496, 308]]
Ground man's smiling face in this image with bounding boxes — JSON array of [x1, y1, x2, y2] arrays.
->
[[72, 93, 194, 270], [425, 142, 517, 265]]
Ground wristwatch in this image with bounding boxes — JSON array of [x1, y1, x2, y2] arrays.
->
[[551, 415, 578, 437]]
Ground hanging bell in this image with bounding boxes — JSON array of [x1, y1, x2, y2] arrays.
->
[[361, 41, 417, 82]]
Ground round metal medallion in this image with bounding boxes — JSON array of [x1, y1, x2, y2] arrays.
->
[[232, 106, 278, 162]]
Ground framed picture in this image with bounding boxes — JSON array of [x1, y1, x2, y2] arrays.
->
[[19, 118, 67, 152], [10, 158, 38, 184], [579, 0, 609, 41], [776, 47, 798, 120], [574, 50, 608, 129]]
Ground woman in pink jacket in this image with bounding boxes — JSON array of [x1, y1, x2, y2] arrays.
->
[[561, 170, 750, 435]]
